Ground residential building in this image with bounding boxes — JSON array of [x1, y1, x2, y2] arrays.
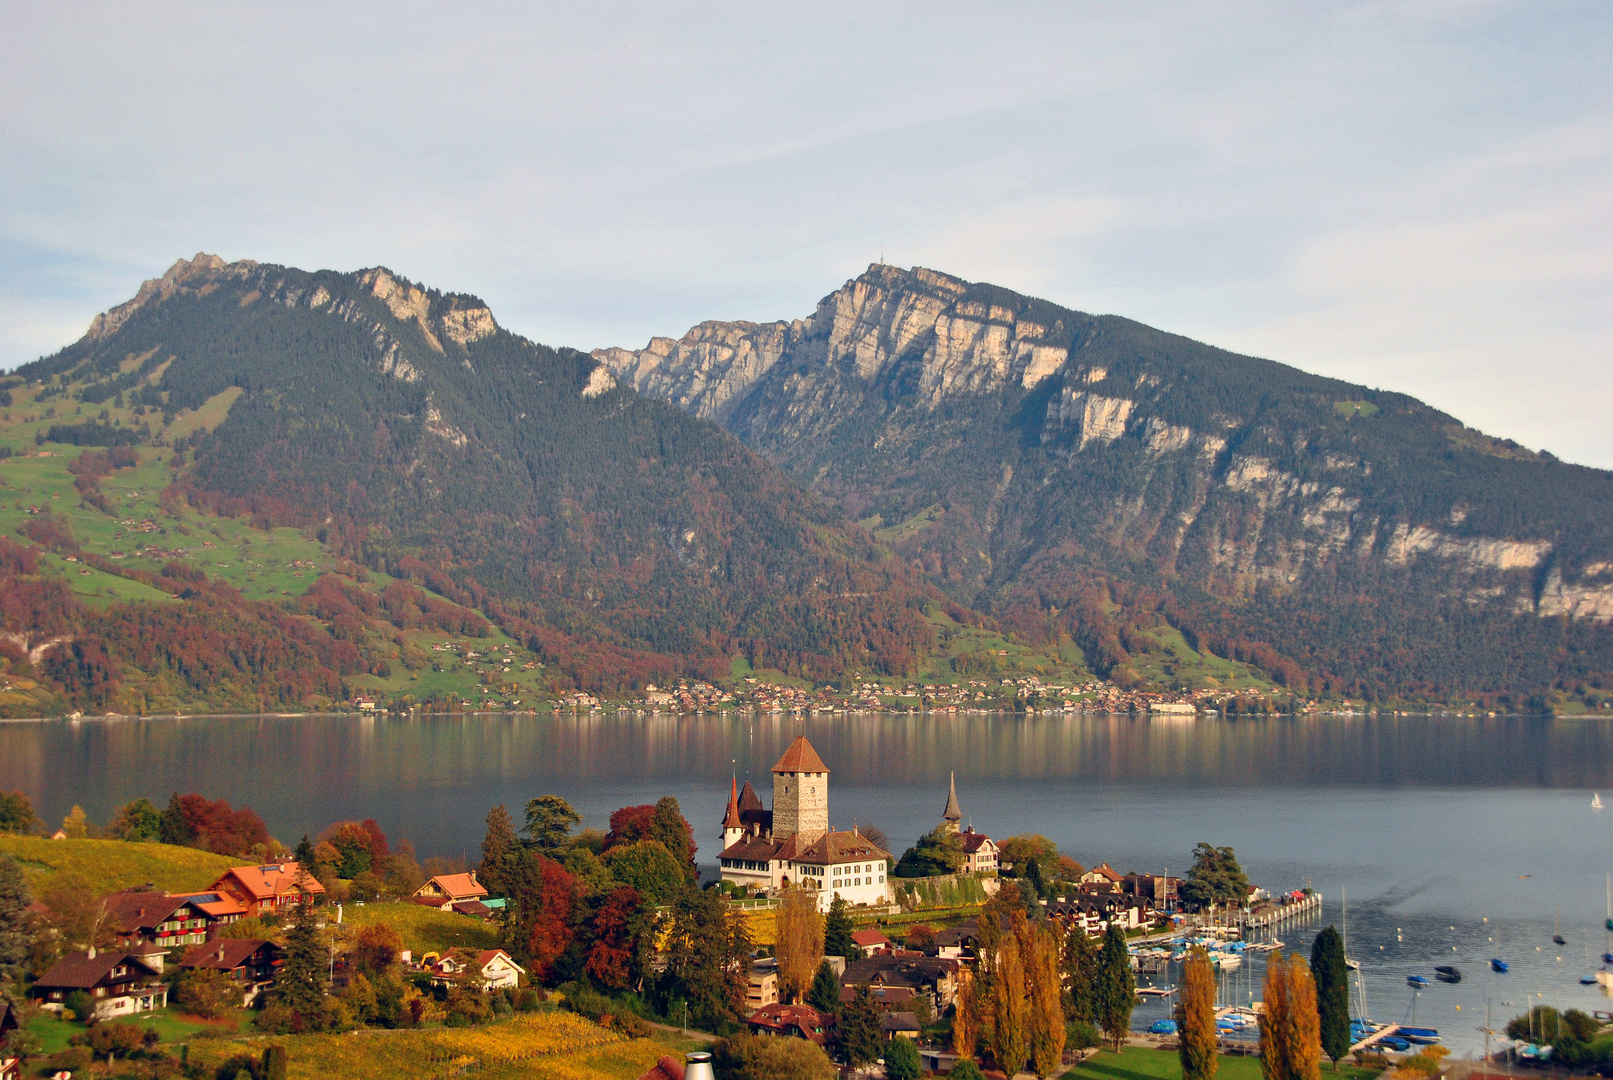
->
[[881, 1012, 922, 1041], [850, 929, 893, 956], [1079, 864, 1124, 892], [177, 939, 282, 1005], [716, 736, 893, 911], [33, 949, 168, 1020], [102, 887, 246, 949], [746, 1002, 831, 1046], [429, 949, 525, 991], [1122, 872, 1178, 908], [840, 954, 961, 1013], [210, 862, 326, 915], [414, 872, 489, 906], [937, 773, 998, 874], [745, 958, 779, 1009]]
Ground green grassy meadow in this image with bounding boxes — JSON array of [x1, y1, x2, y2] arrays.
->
[[1065, 1046, 1380, 1080], [0, 835, 249, 894], [337, 900, 501, 955]]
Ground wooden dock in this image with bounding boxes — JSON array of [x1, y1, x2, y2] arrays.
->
[[1349, 1024, 1403, 1053]]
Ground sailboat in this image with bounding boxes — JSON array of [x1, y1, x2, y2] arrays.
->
[[1595, 793, 1604, 810], [1553, 913, 1567, 947]]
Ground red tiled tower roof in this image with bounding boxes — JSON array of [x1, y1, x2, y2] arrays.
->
[[771, 735, 829, 774], [723, 777, 742, 828]]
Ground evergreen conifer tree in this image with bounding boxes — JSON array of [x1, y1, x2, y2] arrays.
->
[[807, 960, 840, 1014], [275, 900, 327, 1022], [1095, 922, 1135, 1050], [294, 835, 319, 883], [479, 805, 518, 897], [838, 985, 883, 1067], [0, 853, 31, 984], [1310, 927, 1350, 1069], [158, 792, 193, 846], [824, 896, 861, 960], [1062, 923, 1098, 1022]]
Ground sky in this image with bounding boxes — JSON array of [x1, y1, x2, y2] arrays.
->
[[3, 1, 1610, 466]]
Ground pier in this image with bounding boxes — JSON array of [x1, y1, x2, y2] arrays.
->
[[1349, 1024, 1404, 1053], [1238, 892, 1323, 930]]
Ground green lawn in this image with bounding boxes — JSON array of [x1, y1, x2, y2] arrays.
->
[[1064, 1046, 1381, 1080], [28, 1005, 251, 1055], [337, 900, 501, 955], [0, 835, 248, 895]]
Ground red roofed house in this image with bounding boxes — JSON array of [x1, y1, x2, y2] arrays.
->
[[101, 887, 248, 949], [210, 862, 325, 915], [32, 949, 168, 1020], [746, 1002, 831, 1045], [1079, 863, 1124, 892], [177, 938, 282, 1005], [414, 872, 489, 905], [851, 929, 893, 956], [429, 948, 525, 991], [635, 1055, 687, 1080]]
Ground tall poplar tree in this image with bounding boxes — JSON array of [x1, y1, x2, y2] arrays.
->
[[1062, 924, 1098, 1022], [1261, 951, 1293, 1080], [774, 886, 825, 1003], [1286, 954, 1323, 1080], [990, 933, 1031, 1077], [1096, 922, 1135, 1050], [1309, 927, 1350, 1069], [1178, 946, 1218, 1080], [1028, 925, 1068, 1077], [952, 968, 980, 1062]]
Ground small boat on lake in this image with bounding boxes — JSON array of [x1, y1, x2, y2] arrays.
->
[[1400, 1027, 1441, 1044], [1380, 1036, 1412, 1052], [1491, 958, 1509, 972], [1407, 975, 1430, 988], [1595, 793, 1604, 810], [1554, 934, 1567, 945], [1434, 965, 1461, 982], [1580, 974, 1599, 985]]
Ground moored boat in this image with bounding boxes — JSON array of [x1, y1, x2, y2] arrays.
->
[[1434, 965, 1461, 982], [1407, 975, 1429, 987], [1399, 1027, 1441, 1044], [1490, 958, 1509, 972]]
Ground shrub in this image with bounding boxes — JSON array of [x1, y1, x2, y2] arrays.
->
[[215, 1052, 262, 1080], [885, 1035, 921, 1080], [178, 967, 242, 1018], [63, 989, 94, 1021], [948, 1062, 987, 1080], [1066, 1020, 1103, 1050]]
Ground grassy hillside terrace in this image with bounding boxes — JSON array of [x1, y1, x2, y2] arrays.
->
[[0, 834, 249, 895]]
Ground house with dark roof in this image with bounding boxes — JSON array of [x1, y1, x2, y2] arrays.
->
[[745, 1002, 831, 1046], [32, 949, 167, 1020], [716, 736, 893, 911], [880, 1011, 922, 1041], [210, 862, 325, 915], [177, 938, 281, 1005], [841, 954, 961, 1012], [102, 886, 246, 949]]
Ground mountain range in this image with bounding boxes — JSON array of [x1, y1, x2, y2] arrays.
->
[[2, 255, 1610, 714]]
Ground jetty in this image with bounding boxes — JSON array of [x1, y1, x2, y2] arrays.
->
[[1238, 892, 1323, 930], [1137, 986, 1177, 998], [1349, 1024, 1404, 1053]]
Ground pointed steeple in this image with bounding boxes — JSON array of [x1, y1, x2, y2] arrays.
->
[[723, 777, 742, 828], [941, 770, 963, 830]]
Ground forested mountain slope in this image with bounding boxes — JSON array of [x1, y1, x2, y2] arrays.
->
[[3, 255, 936, 710], [598, 264, 1613, 706]]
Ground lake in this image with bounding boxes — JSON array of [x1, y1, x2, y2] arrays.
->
[[7, 710, 1613, 1052]]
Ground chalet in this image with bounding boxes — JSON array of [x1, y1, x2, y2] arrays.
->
[[716, 737, 893, 911], [746, 1002, 831, 1046], [102, 887, 246, 949], [428, 948, 525, 991], [177, 938, 281, 1005], [414, 872, 489, 906], [210, 862, 325, 915], [33, 949, 167, 1020], [850, 929, 893, 956], [841, 954, 960, 1012], [1079, 864, 1124, 892]]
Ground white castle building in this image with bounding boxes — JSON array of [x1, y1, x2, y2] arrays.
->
[[717, 735, 893, 911]]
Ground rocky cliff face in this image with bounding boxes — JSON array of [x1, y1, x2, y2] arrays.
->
[[599, 264, 1613, 698]]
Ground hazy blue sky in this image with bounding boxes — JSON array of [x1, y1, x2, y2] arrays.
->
[[3, 2, 1610, 465]]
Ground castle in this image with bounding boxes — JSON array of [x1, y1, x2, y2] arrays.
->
[[716, 735, 893, 911]]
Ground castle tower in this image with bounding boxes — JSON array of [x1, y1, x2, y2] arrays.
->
[[721, 777, 744, 849], [771, 735, 829, 844], [940, 770, 963, 834]]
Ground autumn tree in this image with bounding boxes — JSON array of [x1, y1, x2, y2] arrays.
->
[[0, 791, 41, 835], [602, 839, 685, 904], [350, 923, 404, 976], [1310, 927, 1350, 1069], [1261, 950, 1293, 1080], [990, 928, 1031, 1077], [107, 798, 161, 841], [1178, 946, 1218, 1080], [584, 886, 644, 990], [1286, 953, 1323, 1080], [1095, 922, 1135, 1050], [771, 887, 824, 1004], [952, 967, 980, 1062], [1027, 923, 1067, 1077], [60, 805, 91, 839]]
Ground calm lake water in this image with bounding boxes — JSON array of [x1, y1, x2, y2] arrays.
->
[[7, 711, 1613, 1052]]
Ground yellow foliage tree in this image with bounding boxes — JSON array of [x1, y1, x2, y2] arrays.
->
[[1261, 949, 1293, 1080], [952, 968, 980, 1061], [1027, 924, 1067, 1077], [61, 805, 89, 839], [1284, 953, 1323, 1080], [773, 885, 825, 1003], [991, 933, 1031, 1077], [1178, 946, 1219, 1080]]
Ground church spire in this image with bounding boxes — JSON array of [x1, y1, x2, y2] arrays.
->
[[941, 770, 963, 830], [723, 776, 741, 828]]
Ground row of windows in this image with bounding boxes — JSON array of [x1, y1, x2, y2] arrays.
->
[[833, 875, 885, 889]]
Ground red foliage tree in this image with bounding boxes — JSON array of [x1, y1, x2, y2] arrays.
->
[[171, 794, 270, 855], [584, 886, 642, 990], [528, 856, 578, 983], [604, 805, 657, 850]]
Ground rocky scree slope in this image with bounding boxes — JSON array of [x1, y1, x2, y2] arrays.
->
[[19, 255, 938, 689], [598, 264, 1613, 703]]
